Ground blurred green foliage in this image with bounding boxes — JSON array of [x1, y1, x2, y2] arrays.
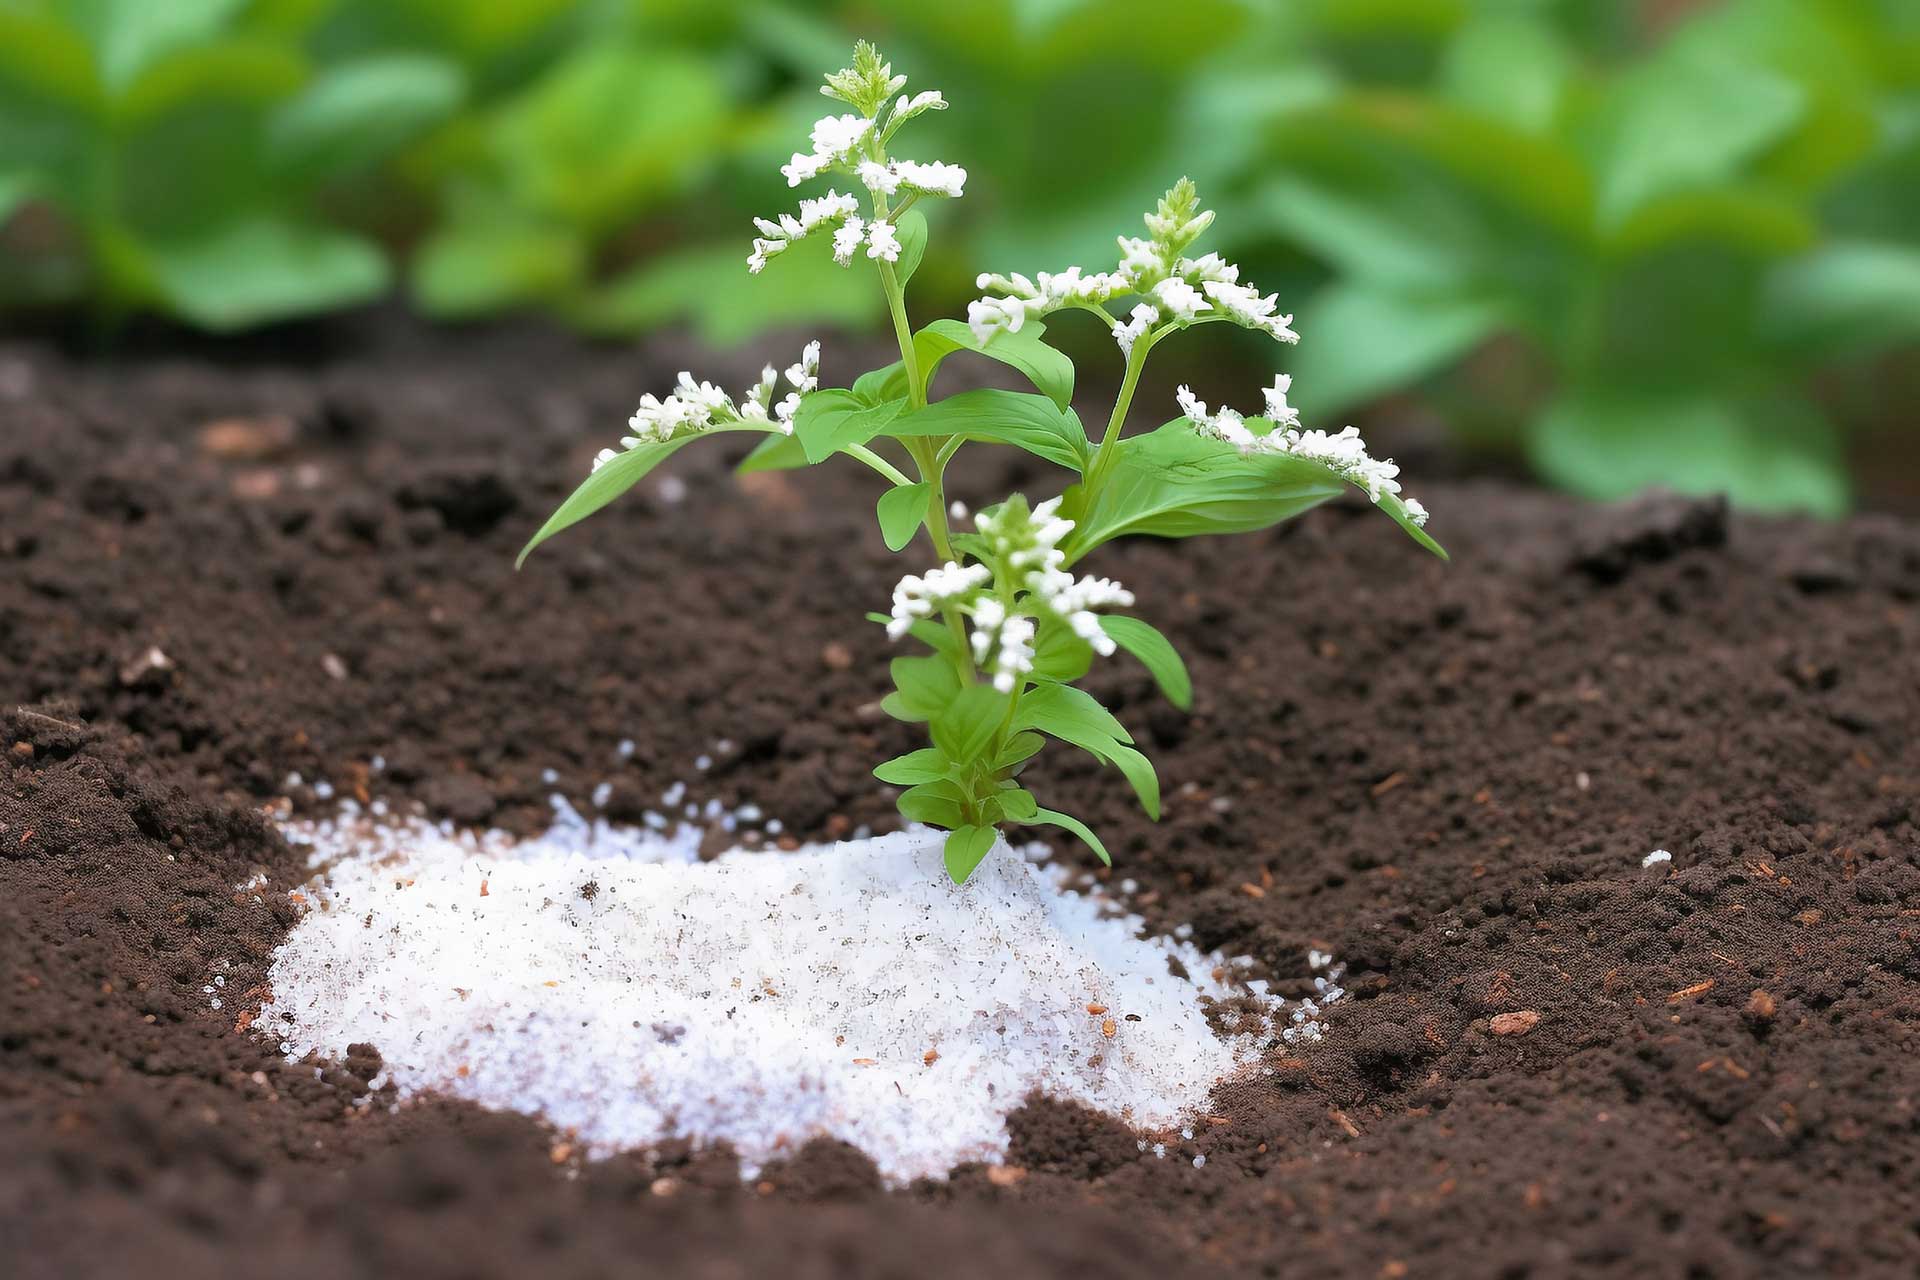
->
[[2, 0, 1916, 512]]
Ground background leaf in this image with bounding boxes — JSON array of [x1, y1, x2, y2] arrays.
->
[[1530, 388, 1848, 516], [267, 54, 466, 181], [1289, 283, 1508, 420], [145, 217, 387, 329]]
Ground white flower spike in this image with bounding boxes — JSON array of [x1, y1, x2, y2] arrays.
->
[[749, 40, 958, 278], [1175, 380, 1426, 522], [594, 340, 824, 471], [968, 178, 1299, 353]]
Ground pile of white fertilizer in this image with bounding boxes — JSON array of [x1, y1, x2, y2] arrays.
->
[[257, 800, 1309, 1183]]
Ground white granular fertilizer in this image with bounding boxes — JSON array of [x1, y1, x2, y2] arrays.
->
[[258, 801, 1301, 1183]]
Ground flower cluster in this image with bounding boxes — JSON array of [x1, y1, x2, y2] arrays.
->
[[885, 497, 1137, 694], [748, 191, 860, 274], [1174, 378, 1428, 525], [592, 342, 820, 472], [967, 179, 1300, 354], [886, 561, 991, 639], [749, 42, 963, 277]]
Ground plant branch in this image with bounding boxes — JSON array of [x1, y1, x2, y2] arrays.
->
[[845, 444, 912, 486]]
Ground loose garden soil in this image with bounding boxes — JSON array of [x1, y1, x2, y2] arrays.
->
[[2, 315, 1918, 1277]]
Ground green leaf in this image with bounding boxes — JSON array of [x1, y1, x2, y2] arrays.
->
[[1106, 742, 1161, 821], [1762, 241, 1920, 358], [1099, 616, 1192, 710], [413, 218, 584, 316], [943, 824, 997, 884], [1530, 388, 1848, 517], [1440, 15, 1571, 135], [581, 236, 880, 343], [114, 39, 307, 128], [517, 435, 702, 566], [876, 482, 929, 552], [1588, 48, 1805, 230], [913, 318, 1075, 410], [1015, 682, 1133, 747], [994, 731, 1046, 771], [1029, 807, 1110, 866], [1027, 615, 1092, 684], [899, 781, 965, 830], [1257, 175, 1479, 294], [1067, 421, 1446, 561], [868, 612, 965, 662], [1289, 283, 1508, 421], [852, 361, 905, 405], [145, 217, 387, 330], [77, 0, 249, 95], [874, 748, 951, 786], [489, 47, 727, 231], [888, 655, 963, 721], [795, 390, 907, 464], [0, 173, 38, 224], [931, 684, 1009, 765], [893, 208, 928, 287], [0, 10, 103, 114], [992, 787, 1039, 822], [267, 54, 465, 182], [737, 430, 810, 474], [1013, 684, 1159, 819], [885, 389, 1091, 473]]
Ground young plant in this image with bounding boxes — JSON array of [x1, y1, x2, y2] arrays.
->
[[520, 42, 1444, 884]]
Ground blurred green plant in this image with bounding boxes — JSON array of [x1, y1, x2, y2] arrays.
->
[[1257, 0, 1920, 513], [0, 0, 465, 328], [1, 0, 1916, 513]]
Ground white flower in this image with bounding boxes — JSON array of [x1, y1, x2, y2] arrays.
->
[[1150, 276, 1210, 322], [887, 561, 991, 639], [883, 90, 946, 136], [1116, 236, 1162, 282], [1203, 280, 1298, 343], [866, 220, 902, 262], [1261, 374, 1300, 429], [1176, 379, 1423, 513], [1178, 253, 1238, 283], [856, 160, 900, 195], [737, 365, 779, 423], [833, 216, 867, 265], [968, 295, 1034, 345], [894, 159, 966, 198], [808, 113, 872, 165], [1112, 302, 1159, 356], [1403, 497, 1429, 528], [990, 616, 1036, 693], [1288, 427, 1401, 500], [772, 342, 820, 434], [780, 151, 830, 188], [746, 190, 860, 274], [601, 342, 821, 464]]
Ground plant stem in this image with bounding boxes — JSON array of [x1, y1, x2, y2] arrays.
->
[[1080, 332, 1152, 505], [868, 178, 974, 681]]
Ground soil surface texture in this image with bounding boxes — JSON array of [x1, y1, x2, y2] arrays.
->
[[3, 317, 1918, 1278]]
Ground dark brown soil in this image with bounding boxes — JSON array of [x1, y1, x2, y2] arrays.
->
[[3, 317, 1918, 1278]]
